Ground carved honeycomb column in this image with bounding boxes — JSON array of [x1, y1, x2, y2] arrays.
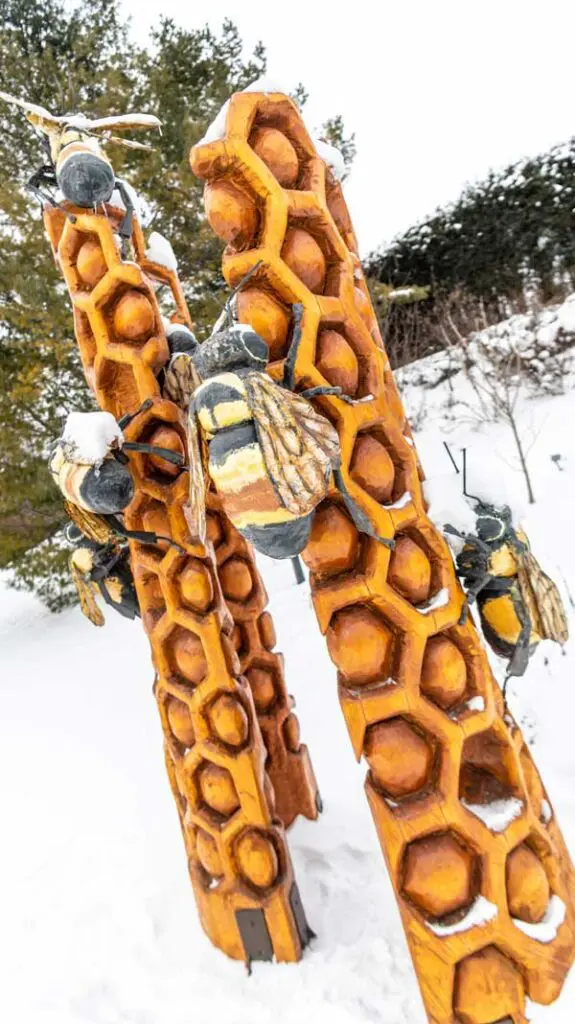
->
[[191, 92, 575, 1022], [42, 203, 313, 964]]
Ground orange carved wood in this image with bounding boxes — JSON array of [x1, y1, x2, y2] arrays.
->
[[43, 202, 315, 963], [191, 91, 575, 1023]]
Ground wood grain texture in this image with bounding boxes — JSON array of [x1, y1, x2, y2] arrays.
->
[[190, 89, 575, 1021]]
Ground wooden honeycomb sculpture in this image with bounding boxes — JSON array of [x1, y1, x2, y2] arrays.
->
[[191, 91, 575, 1023], [42, 202, 319, 965]]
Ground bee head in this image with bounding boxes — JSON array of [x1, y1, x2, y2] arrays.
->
[[475, 501, 511, 543], [192, 324, 269, 379], [165, 323, 199, 357]]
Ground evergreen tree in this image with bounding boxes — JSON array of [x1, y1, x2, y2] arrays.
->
[[0, 0, 354, 608]]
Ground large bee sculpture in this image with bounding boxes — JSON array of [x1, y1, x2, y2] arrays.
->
[[172, 267, 390, 560], [50, 407, 185, 624], [0, 91, 161, 254], [444, 454, 568, 681]]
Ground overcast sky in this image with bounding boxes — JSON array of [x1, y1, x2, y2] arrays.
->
[[124, 0, 575, 257]]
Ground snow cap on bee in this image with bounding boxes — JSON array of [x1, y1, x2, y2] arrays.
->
[[61, 411, 124, 465]]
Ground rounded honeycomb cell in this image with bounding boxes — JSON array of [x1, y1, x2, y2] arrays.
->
[[246, 665, 277, 711], [141, 501, 172, 551], [454, 946, 525, 1024], [303, 502, 359, 577], [112, 289, 155, 341], [388, 534, 432, 605], [219, 557, 254, 602], [197, 761, 241, 818], [402, 831, 478, 918], [204, 180, 258, 249], [145, 424, 185, 479], [421, 635, 468, 709], [283, 714, 300, 753], [326, 605, 394, 684], [76, 237, 107, 286], [166, 695, 195, 747], [281, 227, 326, 293], [258, 611, 276, 650], [365, 717, 434, 798], [171, 627, 208, 684], [316, 329, 359, 395], [235, 829, 279, 890], [459, 728, 520, 809], [207, 693, 250, 748], [196, 828, 224, 879], [506, 842, 550, 923], [179, 558, 214, 612], [206, 510, 225, 547], [350, 433, 395, 503], [250, 126, 299, 187], [236, 289, 290, 361]]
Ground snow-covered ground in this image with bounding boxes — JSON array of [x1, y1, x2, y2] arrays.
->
[[2, 341, 575, 1022]]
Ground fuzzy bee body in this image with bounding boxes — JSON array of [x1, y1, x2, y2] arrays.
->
[[53, 129, 115, 208], [49, 442, 134, 515]]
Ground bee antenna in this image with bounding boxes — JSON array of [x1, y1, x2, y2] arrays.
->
[[461, 447, 481, 503], [443, 441, 460, 474], [224, 260, 263, 326]]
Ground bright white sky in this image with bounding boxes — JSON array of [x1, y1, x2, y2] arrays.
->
[[123, 0, 575, 257]]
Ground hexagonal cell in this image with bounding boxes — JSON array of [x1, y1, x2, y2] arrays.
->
[[141, 421, 186, 483], [219, 557, 254, 603], [281, 226, 326, 294], [249, 125, 300, 187], [234, 828, 280, 891], [179, 557, 214, 613], [195, 760, 241, 821], [135, 567, 166, 630], [388, 532, 432, 606], [460, 728, 524, 830], [166, 695, 195, 748], [350, 431, 397, 504], [112, 288, 156, 343], [283, 713, 300, 753], [169, 626, 208, 685], [258, 611, 276, 651], [195, 827, 224, 882], [245, 663, 279, 712], [365, 717, 436, 799], [454, 946, 525, 1024], [506, 840, 551, 924], [316, 328, 359, 395], [326, 604, 395, 685], [204, 179, 260, 250], [205, 510, 229, 550], [401, 830, 479, 919], [140, 500, 172, 553], [206, 692, 251, 749], [76, 235, 108, 288], [302, 501, 360, 579], [94, 358, 140, 418], [236, 288, 291, 361], [421, 634, 468, 710]]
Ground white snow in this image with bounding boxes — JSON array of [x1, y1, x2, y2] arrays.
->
[[513, 897, 566, 944], [385, 490, 412, 509], [145, 231, 178, 271], [242, 74, 290, 95], [64, 112, 162, 131], [197, 99, 230, 145], [462, 797, 524, 832], [313, 138, 346, 181], [417, 586, 450, 615], [541, 799, 553, 824], [464, 696, 486, 713], [557, 296, 575, 334], [427, 896, 498, 936], [61, 410, 123, 465]]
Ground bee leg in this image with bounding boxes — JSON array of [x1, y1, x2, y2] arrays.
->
[[458, 600, 469, 626], [333, 468, 395, 550], [505, 592, 532, 677], [113, 177, 135, 257], [282, 303, 305, 390], [118, 398, 154, 429]]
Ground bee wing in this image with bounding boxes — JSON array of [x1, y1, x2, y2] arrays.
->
[[0, 91, 59, 132], [63, 499, 115, 545], [71, 561, 105, 627], [243, 373, 340, 516], [162, 353, 201, 410], [77, 113, 162, 132], [184, 408, 207, 545], [518, 551, 569, 645]]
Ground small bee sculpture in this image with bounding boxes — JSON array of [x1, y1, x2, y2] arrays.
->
[[180, 267, 390, 559], [0, 91, 161, 254], [65, 519, 139, 627], [50, 407, 186, 622], [444, 454, 568, 681]]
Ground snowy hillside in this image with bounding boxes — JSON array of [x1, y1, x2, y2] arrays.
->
[[2, 334, 575, 1023]]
